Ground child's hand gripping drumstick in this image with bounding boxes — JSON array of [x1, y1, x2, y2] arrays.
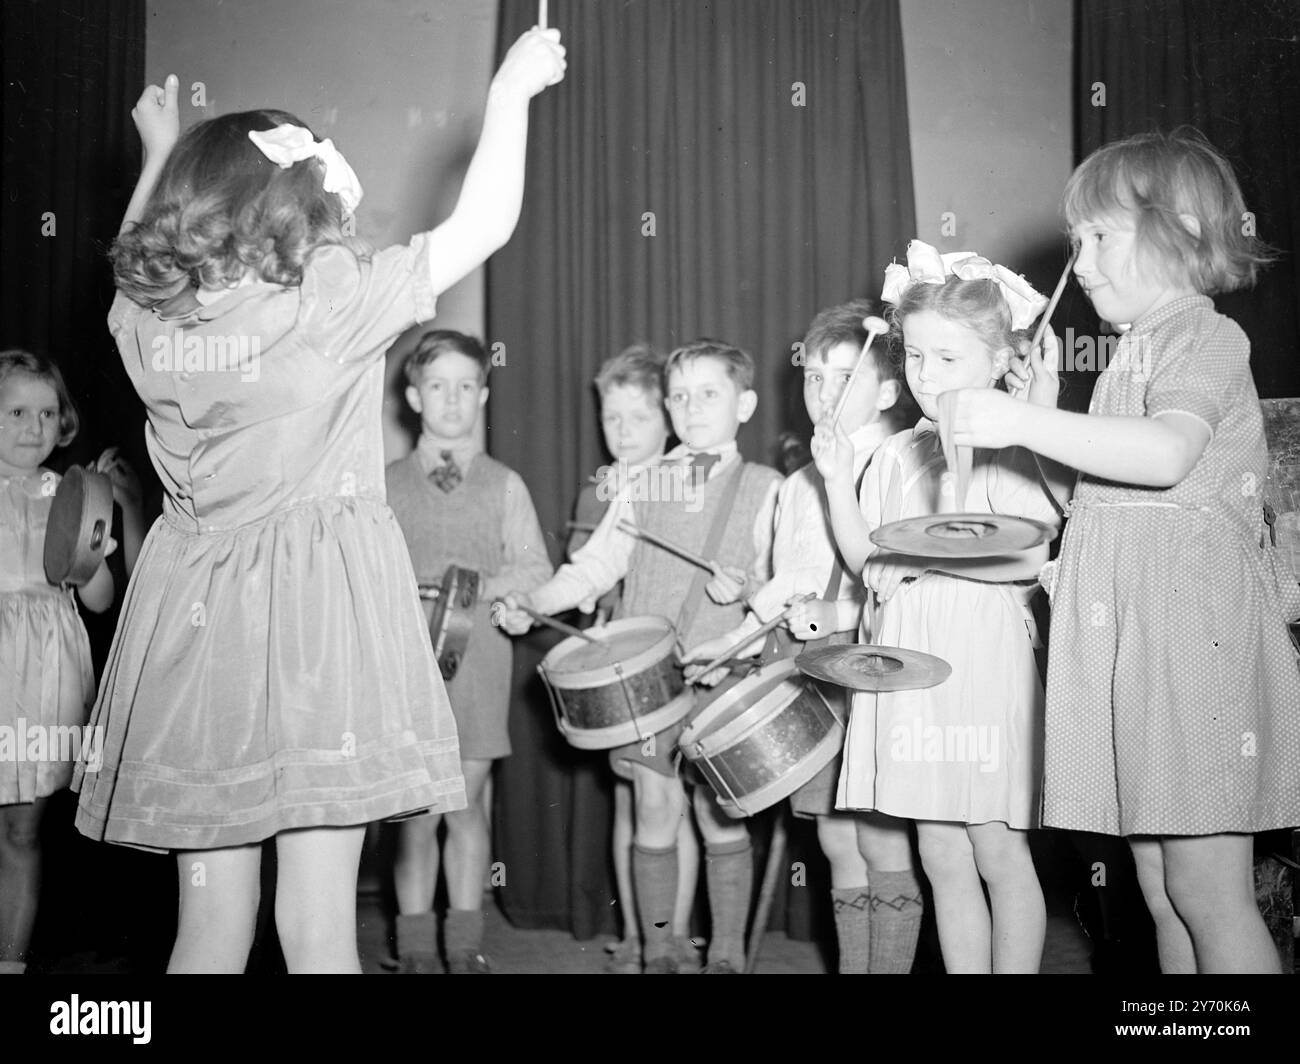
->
[[682, 593, 816, 686], [615, 518, 748, 604], [491, 595, 606, 645], [829, 316, 890, 428]]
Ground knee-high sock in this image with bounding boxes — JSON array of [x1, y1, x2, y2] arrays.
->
[[633, 843, 678, 962], [705, 838, 752, 969], [831, 885, 872, 974], [868, 868, 923, 974], [444, 908, 485, 956]]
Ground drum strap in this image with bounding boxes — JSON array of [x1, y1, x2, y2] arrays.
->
[[674, 460, 746, 644]]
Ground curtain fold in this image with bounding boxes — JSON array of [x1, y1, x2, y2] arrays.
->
[[1076, 0, 1300, 398], [488, 0, 915, 938]]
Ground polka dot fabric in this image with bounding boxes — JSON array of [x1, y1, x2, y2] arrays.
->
[[1043, 295, 1300, 836]]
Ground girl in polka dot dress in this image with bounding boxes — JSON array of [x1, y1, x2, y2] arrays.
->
[[946, 129, 1300, 973]]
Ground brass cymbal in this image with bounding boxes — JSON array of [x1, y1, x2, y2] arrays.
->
[[870, 512, 1055, 559], [796, 643, 952, 693]]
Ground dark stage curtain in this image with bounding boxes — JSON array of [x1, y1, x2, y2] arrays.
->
[[1, 0, 169, 970], [1077, 0, 1300, 399], [487, 0, 915, 939]]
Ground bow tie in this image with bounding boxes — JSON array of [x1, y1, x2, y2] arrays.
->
[[430, 449, 463, 493], [687, 451, 721, 478]]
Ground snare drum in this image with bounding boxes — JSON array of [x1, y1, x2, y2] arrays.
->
[[537, 615, 693, 750], [678, 658, 844, 819]]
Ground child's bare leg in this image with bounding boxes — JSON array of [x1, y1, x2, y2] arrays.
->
[[856, 811, 922, 974], [1129, 837, 1195, 973], [968, 820, 1044, 973], [630, 764, 687, 968], [0, 800, 46, 963], [442, 758, 494, 968], [819, 814, 868, 888], [693, 784, 751, 971], [393, 813, 443, 913], [275, 826, 365, 973], [672, 809, 699, 939], [168, 843, 261, 973], [611, 780, 637, 940], [1162, 833, 1279, 973], [917, 820, 990, 973]]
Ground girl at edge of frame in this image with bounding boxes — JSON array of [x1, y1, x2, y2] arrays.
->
[[0, 350, 116, 974], [72, 28, 565, 973], [945, 127, 1300, 973]]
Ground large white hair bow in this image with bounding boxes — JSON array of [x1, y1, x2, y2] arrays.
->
[[248, 124, 363, 215], [881, 239, 1047, 331]]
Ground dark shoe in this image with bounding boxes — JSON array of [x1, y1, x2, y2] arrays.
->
[[397, 951, 442, 975], [446, 950, 492, 974], [604, 938, 642, 975], [701, 959, 741, 974], [642, 955, 680, 974]]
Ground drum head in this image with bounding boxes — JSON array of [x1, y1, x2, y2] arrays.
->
[[870, 512, 1055, 558], [796, 644, 952, 693], [543, 615, 675, 677], [43, 467, 114, 586]]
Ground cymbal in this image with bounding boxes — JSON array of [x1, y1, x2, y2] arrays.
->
[[870, 512, 1055, 559], [796, 644, 952, 693]]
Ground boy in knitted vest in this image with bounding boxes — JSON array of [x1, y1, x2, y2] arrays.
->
[[498, 339, 780, 973], [685, 300, 924, 974], [386, 329, 552, 973]]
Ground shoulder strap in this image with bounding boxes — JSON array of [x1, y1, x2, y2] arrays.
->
[[674, 460, 747, 641]]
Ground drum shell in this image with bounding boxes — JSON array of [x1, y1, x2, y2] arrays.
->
[[679, 659, 845, 818], [539, 616, 692, 750]]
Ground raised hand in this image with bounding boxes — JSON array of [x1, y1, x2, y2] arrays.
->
[[132, 74, 180, 161], [494, 27, 566, 99], [811, 413, 854, 486], [95, 447, 143, 508], [706, 564, 747, 605], [785, 596, 838, 641], [943, 388, 1023, 451], [491, 592, 535, 636], [1005, 326, 1062, 407]]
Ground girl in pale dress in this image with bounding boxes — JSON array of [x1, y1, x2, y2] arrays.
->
[[814, 244, 1059, 972], [0, 350, 115, 975], [77, 29, 565, 973], [947, 129, 1300, 973]]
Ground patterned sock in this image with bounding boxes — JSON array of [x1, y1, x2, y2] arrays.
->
[[705, 838, 753, 969], [443, 908, 485, 956], [868, 868, 924, 974], [633, 843, 679, 962], [831, 886, 872, 974]]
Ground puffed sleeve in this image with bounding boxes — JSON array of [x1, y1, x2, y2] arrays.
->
[[1143, 309, 1250, 437], [986, 446, 1062, 528], [296, 234, 438, 363], [107, 290, 146, 340]]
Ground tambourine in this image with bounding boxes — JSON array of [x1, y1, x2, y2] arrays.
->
[[870, 513, 1056, 559], [418, 565, 481, 681], [43, 467, 114, 586], [795, 643, 952, 693]]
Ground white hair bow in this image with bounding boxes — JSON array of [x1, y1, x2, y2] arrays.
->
[[881, 239, 1047, 331], [248, 124, 363, 215]]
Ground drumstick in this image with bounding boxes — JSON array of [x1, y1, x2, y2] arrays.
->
[[829, 315, 889, 428], [510, 601, 606, 645], [616, 518, 718, 574], [538, 0, 547, 29], [1027, 245, 1078, 358], [689, 593, 815, 680], [566, 520, 598, 534], [936, 391, 972, 510]]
